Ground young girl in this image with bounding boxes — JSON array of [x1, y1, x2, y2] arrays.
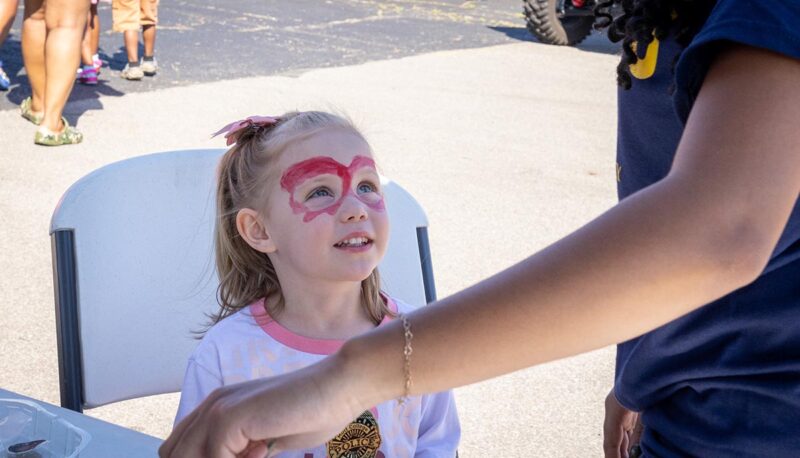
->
[[174, 111, 460, 457], [161, 1, 800, 457]]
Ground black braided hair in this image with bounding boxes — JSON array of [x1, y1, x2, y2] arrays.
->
[[594, 0, 718, 89]]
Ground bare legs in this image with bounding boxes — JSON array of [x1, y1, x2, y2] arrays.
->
[[0, 0, 17, 46], [0, 0, 17, 89], [123, 27, 136, 61], [80, 2, 98, 66], [21, 0, 46, 112], [22, 0, 88, 132], [142, 23, 153, 56], [123, 23, 155, 62]]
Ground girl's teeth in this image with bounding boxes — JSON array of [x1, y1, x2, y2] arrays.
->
[[339, 237, 369, 247]]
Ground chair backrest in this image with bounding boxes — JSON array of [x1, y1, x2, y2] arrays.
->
[[50, 149, 436, 412]]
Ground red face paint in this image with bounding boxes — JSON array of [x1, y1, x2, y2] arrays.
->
[[279, 155, 385, 222]]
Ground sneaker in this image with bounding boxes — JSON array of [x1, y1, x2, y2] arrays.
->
[[141, 57, 158, 76], [78, 66, 98, 85], [92, 54, 102, 73], [120, 63, 144, 80], [34, 117, 83, 146], [20, 97, 43, 125], [0, 60, 9, 91]]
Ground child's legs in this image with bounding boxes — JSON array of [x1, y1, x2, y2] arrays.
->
[[80, 2, 97, 64], [112, 0, 140, 61], [0, 0, 17, 46], [21, 0, 45, 111], [141, 23, 153, 56], [140, 0, 156, 56], [80, 9, 91, 65], [123, 28, 136, 61], [42, 0, 87, 131], [88, 2, 97, 55]]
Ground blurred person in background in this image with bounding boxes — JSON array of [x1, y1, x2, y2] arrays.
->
[[112, 0, 157, 80], [20, 0, 87, 145], [0, 0, 17, 90], [76, 0, 101, 85]]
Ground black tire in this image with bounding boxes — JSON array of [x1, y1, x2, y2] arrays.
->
[[523, 0, 595, 46]]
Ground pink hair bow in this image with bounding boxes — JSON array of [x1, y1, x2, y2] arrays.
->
[[211, 115, 279, 146]]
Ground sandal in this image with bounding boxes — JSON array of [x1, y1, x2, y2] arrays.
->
[[34, 117, 83, 146], [20, 97, 43, 125]]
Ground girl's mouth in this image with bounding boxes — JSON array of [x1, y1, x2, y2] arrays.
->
[[334, 236, 373, 248]]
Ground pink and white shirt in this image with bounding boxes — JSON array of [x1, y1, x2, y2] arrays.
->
[[175, 296, 460, 458]]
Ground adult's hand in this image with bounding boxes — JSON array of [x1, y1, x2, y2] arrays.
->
[[159, 354, 365, 458], [603, 389, 642, 458]]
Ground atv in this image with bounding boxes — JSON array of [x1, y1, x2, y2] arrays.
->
[[523, 0, 617, 46]]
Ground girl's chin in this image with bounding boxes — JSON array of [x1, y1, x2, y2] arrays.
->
[[308, 269, 376, 284]]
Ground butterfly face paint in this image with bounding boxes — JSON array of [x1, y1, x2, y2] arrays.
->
[[279, 155, 385, 222]]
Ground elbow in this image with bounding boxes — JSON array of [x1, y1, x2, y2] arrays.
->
[[708, 218, 775, 288]]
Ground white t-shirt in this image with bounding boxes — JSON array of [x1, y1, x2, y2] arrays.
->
[[175, 296, 460, 458]]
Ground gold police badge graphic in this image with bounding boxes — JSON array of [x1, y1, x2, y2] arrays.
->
[[327, 410, 382, 458]]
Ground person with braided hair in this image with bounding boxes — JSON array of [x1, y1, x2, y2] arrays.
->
[[600, 1, 800, 457], [160, 1, 800, 456]]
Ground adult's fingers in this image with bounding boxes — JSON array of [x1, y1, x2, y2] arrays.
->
[[626, 414, 644, 458], [239, 439, 270, 458], [161, 355, 363, 457], [160, 398, 204, 457], [160, 388, 242, 458], [620, 430, 630, 458], [603, 426, 623, 458], [631, 414, 644, 445], [603, 389, 634, 458]]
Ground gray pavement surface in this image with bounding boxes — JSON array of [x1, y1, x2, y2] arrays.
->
[[1, 0, 542, 112], [0, 1, 623, 456]]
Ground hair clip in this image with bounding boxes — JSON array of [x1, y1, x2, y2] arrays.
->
[[211, 115, 280, 146]]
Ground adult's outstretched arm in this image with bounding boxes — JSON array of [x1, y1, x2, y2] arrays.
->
[[160, 45, 800, 458]]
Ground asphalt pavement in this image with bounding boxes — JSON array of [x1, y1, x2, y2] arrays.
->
[[0, 1, 622, 456], [1, 0, 535, 112]]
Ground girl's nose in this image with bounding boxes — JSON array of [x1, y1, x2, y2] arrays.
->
[[340, 194, 368, 222]]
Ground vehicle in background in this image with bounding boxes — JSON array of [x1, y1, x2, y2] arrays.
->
[[523, 0, 619, 46]]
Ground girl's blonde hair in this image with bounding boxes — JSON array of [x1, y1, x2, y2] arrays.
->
[[210, 111, 392, 326]]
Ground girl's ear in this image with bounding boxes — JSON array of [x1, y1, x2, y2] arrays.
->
[[236, 208, 277, 253]]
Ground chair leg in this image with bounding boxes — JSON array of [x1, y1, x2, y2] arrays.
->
[[416, 227, 437, 304], [52, 230, 84, 412]]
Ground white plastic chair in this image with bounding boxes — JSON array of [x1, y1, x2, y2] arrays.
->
[[50, 149, 436, 412]]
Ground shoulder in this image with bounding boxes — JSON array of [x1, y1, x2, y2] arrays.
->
[[384, 295, 422, 316], [693, 0, 800, 55], [192, 306, 262, 356], [203, 307, 258, 340], [674, 0, 800, 119]]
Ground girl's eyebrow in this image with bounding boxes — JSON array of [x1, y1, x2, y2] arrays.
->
[[280, 157, 344, 190], [298, 175, 333, 186], [280, 155, 377, 193], [353, 167, 379, 177]]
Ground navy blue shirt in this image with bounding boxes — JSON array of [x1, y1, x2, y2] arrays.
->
[[614, 1, 800, 456]]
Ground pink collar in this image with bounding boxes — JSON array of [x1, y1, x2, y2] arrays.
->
[[249, 295, 398, 355]]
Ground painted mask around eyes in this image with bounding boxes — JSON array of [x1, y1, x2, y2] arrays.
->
[[279, 155, 385, 222]]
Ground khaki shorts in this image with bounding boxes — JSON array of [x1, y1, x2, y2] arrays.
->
[[112, 0, 159, 32]]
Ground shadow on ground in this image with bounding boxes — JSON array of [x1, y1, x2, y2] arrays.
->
[[2, 37, 126, 126], [489, 25, 620, 56], [487, 26, 536, 43]]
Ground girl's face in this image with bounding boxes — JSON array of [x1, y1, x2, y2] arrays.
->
[[262, 128, 389, 286]]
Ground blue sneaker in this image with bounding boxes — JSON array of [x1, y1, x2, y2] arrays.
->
[[0, 60, 10, 91]]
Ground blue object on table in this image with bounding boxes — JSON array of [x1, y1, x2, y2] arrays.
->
[[0, 389, 160, 457]]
